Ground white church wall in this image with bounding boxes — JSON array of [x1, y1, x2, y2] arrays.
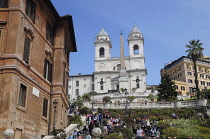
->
[[69, 74, 93, 101]]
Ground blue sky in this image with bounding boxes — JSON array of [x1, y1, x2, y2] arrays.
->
[[51, 0, 210, 85]]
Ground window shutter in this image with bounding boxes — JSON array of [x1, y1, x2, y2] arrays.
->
[[25, 0, 30, 16], [2, 0, 8, 8], [23, 38, 30, 64], [48, 62, 52, 82], [31, 1, 36, 23], [43, 59, 47, 78]]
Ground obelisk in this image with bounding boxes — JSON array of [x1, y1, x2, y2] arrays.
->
[[119, 30, 128, 92]]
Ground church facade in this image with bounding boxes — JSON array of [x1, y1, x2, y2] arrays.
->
[[69, 26, 151, 103]]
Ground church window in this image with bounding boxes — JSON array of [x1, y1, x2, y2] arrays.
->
[[136, 83, 140, 88], [99, 47, 105, 57], [117, 64, 121, 71], [133, 45, 139, 55], [0, 0, 8, 7], [76, 81, 79, 87], [25, 0, 36, 23], [100, 84, 103, 90], [76, 89, 79, 96]]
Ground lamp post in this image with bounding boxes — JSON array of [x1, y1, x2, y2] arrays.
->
[[53, 100, 58, 132], [124, 88, 128, 110]]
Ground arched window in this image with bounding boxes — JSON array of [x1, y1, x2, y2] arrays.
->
[[117, 64, 121, 71], [133, 45, 139, 55], [76, 89, 79, 96], [99, 47, 105, 57]]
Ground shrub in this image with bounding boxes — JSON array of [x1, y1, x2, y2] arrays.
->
[[103, 96, 111, 103], [113, 127, 133, 139], [97, 107, 103, 113], [79, 107, 89, 115], [104, 133, 123, 139], [68, 115, 82, 126], [161, 127, 179, 138], [157, 121, 170, 129]]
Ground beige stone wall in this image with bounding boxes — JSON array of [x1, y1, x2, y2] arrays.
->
[[0, 0, 74, 138]]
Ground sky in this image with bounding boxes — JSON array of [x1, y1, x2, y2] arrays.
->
[[51, 0, 210, 85]]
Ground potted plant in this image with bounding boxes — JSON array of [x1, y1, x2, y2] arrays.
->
[[127, 96, 135, 102], [146, 94, 157, 102]]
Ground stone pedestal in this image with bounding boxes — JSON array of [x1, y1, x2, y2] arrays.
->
[[92, 127, 102, 139], [3, 129, 14, 139]]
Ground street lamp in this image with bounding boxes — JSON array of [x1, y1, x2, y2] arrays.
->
[[53, 100, 58, 132]]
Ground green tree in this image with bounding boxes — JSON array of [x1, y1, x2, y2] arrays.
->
[[157, 73, 178, 101], [185, 39, 204, 99], [146, 94, 157, 101], [73, 97, 84, 109], [82, 93, 91, 101], [104, 133, 123, 139], [127, 96, 135, 102], [103, 96, 111, 103]]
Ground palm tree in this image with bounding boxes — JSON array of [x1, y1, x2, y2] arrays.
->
[[185, 39, 204, 99]]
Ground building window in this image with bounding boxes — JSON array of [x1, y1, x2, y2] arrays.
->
[[76, 81, 79, 87], [133, 45, 139, 55], [92, 84, 94, 90], [207, 82, 210, 86], [136, 83, 140, 88], [201, 81, 205, 85], [181, 86, 185, 91], [18, 84, 27, 107], [42, 98, 48, 117], [200, 74, 204, 78], [0, 0, 8, 8], [187, 72, 192, 75], [84, 78, 86, 81], [25, 0, 36, 23], [92, 76, 94, 82], [46, 21, 54, 45], [175, 85, 178, 90], [44, 59, 52, 82], [23, 37, 31, 64], [99, 47, 105, 57], [76, 89, 79, 96], [188, 79, 193, 83], [84, 84, 86, 88], [100, 84, 103, 90], [117, 64, 121, 71], [189, 87, 193, 93]]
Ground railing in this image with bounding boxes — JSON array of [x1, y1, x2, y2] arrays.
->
[[83, 99, 207, 109]]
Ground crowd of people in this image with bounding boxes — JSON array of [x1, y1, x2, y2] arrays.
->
[[67, 109, 164, 139]]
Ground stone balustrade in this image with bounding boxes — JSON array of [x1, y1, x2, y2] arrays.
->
[[83, 99, 207, 109]]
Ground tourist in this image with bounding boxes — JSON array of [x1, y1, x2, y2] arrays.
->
[[86, 132, 91, 139], [78, 135, 83, 139], [136, 127, 144, 139], [68, 133, 73, 139], [88, 122, 94, 135], [73, 130, 78, 139], [150, 126, 156, 137], [103, 119, 108, 134]]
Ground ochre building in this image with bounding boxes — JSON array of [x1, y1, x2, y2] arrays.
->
[[161, 56, 210, 98], [0, 0, 77, 138]]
